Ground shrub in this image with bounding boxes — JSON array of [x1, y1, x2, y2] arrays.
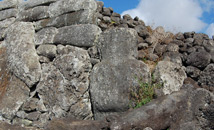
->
[[129, 74, 163, 109]]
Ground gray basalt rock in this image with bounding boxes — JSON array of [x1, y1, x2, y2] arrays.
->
[[35, 27, 58, 45], [100, 28, 138, 60], [0, 0, 19, 11], [186, 50, 211, 69], [90, 28, 150, 120], [186, 66, 201, 79], [0, 18, 16, 40], [5, 22, 41, 87], [153, 61, 187, 95], [54, 24, 101, 47], [37, 44, 57, 59], [36, 45, 93, 121], [17, 6, 49, 22], [0, 8, 18, 21], [48, 0, 97, 18], [20, 0, 57, 10], [34, 9, 97, 30], [198, 64, 214, 88], [0, 121, 40, 130]]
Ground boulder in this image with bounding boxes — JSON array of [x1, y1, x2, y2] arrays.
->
[[198, 64, 214, 88], [37, 44, 57, 59], [35, 27, 58, 45], [48, 0, 97, 17], [5, 22, 41, 87], [0, 9, 18, 21], [186, 66, 201, 79], [54, 24, 101, 47], [100, 28, 138, 60], [90, 28, 150, 120], [90, 59, 150, 120], [186, 50, 211, 69], [153, 61, 187, 95]]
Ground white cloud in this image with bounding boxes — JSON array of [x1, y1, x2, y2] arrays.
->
[[122, 0, 207, 33], [206, 23, 214, 37]]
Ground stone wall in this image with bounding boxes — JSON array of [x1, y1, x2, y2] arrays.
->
[[0, 0, 213, 129]]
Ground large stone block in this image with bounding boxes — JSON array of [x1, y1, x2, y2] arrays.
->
[[0, 0, 19, 11], [100, 28, 138, 60], [20, 0, 57, 10], [35, 27, 58, 45], [34, 10, 97, 31], [198, 64, 214, 88], [54, 24, 101, 47], [0, 9, 18, 21], [17, 6, 49, 22], [48, 0, 97, 17], [153, 61, 187, 95], [5, 22, 41, 87], [90, 59, 150, 120]]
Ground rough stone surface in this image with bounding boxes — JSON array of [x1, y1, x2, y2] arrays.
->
[[35, 27, 58, 45], [186, 50, 211, 69], [0, 0, 19, 11], [48, 0, 97, 17], [34, 9, 97, 30], [54, 24, 101, 47], [100, 28, 138, 60], [198, 64, 214, 88], [154, 61, 187, 95], [5, 22, 41, 87], [17, 6, 49, 22], [0, 121, 40, 130], [186, 66, 201, 79], [0, 9, 18, 21], [20, 0, 57, 10], [90, 59, 150, 120], [46, 118, 109, 130], [90, 28, 150, 120], [37, 44, 57, 59], [37, 45, 93, 121]]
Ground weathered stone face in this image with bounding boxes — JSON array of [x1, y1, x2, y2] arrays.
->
[[36, 45, 93, 120], [54, 24, 101, 47], [153, 61, 187, 95], [5, 22, 41, 88]]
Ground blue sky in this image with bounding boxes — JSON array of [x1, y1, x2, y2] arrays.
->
[[100, 0, 214, 37]]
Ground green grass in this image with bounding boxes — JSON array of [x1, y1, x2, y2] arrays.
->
[[130, 75, 163, 109]]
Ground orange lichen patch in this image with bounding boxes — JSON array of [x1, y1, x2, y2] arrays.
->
[[0, 47, 10, 102]]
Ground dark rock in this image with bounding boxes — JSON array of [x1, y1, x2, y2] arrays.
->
[[110, 16, 120, 25], [198, 64, 214, 88], [163, 52, 182, 65], [203, 40, 214, 52], [193, 33, 209, 46], [26, 112, 41, 121], [138, 50, 146, 60], [184, 38, 194, 43], [0, 121, 40, 130], [46, 118, 109, 130], [211, 51, 214, 63], [112, 12, 121, 17], [0, 0, 19, 11], [186, 66, 201, 79], [186, 50, 211, 69], [123, 14, 132, 20], [102, 7, 111, 16], [175, 32, 184, 40], [154, 43, 167, 56], [183, 77, 200, 89], [184, 32, 194, 38], [147, 53, 159, 61]]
